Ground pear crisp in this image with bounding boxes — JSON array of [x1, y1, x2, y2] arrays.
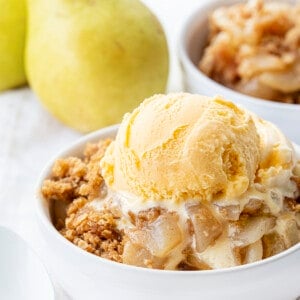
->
[[42, 137, 300, 270], [199, 0, 300, 103]]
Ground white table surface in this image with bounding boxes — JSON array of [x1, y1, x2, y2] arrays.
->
[[0, 1, 204, 298]]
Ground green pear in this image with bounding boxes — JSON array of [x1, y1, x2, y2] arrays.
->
[[26, 0, 169, 132], [0, 0, 26, 91]]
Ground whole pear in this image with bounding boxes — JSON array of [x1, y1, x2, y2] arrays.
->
[[26, 0, 169, 132], [0, 0, 26, 91]]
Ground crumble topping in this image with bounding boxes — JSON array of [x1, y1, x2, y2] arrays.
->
[[42, 139, 124, 262]]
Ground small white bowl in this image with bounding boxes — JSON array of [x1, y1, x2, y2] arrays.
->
[[0, 226, 54, 300], [179, 0, 300, 144], [35, 125, 300, 300]]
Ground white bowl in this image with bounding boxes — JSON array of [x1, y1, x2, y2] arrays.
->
[[35, 125, 300, 300], [178, 0, 300, 144], [0, 226, 54, 300]]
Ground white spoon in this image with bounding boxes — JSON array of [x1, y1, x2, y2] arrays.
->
[[0, 226, 54, 300]]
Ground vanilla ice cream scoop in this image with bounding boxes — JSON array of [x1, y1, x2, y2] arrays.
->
[[100, 93, 260, 202]]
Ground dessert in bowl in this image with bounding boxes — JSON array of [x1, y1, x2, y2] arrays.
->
[[36, 93, 300, 299], [199, 0, 300, 104], [179, 0, 300, 143]]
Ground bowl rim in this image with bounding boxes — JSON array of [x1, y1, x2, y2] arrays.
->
[[35, 125, 300, 277], [178, 0, 300, 111]]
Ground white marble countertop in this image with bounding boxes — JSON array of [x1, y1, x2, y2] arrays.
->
[[0, 1, 203, 298]]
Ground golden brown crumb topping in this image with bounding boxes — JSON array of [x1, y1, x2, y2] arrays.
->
[[42, 139, 111, 202], [42, 139, 124, 262], [62, 205, 124, 262]]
